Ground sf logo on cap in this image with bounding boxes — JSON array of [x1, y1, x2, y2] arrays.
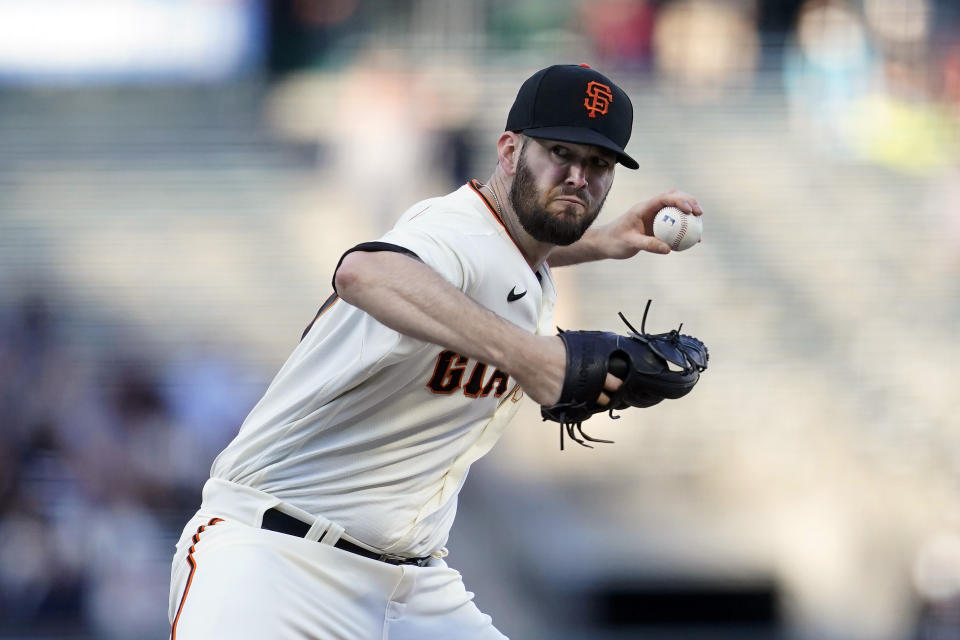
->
[[584, 81, 613, 118]]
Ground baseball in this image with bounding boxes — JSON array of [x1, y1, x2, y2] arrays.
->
[[653, 206, 702, 251]]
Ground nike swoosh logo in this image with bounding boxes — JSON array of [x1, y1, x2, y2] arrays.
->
[[507, 287, 527, 302]]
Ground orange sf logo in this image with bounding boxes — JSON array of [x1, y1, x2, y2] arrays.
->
[[584, 81, 613, 118]]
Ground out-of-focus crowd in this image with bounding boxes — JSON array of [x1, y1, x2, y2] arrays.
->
[[0, 297, 256, 638]]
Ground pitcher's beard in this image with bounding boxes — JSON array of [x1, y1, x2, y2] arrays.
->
[[509, 152, 608, 246]]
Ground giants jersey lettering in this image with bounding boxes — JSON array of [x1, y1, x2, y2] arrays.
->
[[426, 351, 510, 398], [210, 182, 557, 557]]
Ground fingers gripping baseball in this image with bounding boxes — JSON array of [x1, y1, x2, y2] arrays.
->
[[656, 190, 703, 217], [641, 191, 702, 239], [605, 190, 703, 258], [651, 191, 703, 252]]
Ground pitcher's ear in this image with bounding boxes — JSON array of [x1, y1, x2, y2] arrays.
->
[[497, 132, 524, 176]]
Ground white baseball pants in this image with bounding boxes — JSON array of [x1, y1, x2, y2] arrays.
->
[[168, 482, 507, 640]]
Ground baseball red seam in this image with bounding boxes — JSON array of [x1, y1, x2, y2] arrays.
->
[[672, 215, 688, 250]]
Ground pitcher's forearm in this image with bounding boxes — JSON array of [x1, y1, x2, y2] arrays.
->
[[546, 226, 608, 267], [334, 250, 565, 404]]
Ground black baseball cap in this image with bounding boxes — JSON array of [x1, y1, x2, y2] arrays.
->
[[506, 64, 638, 170]]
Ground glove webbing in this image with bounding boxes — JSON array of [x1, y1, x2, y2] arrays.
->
[[551, 301, 678, 450], [557, 408, 618, 450]]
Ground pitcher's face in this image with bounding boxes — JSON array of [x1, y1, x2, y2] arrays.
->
[[509, 137, 615, 246]]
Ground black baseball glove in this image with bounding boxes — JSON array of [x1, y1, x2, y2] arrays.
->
[[541, 300, 709, 449]]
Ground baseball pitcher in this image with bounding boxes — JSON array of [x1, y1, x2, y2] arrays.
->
[[168, 64, 707, 640]]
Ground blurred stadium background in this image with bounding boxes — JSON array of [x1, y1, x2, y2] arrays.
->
[[1, 0, 959, 638]]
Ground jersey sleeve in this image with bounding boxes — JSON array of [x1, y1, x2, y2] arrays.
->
[[330, 241, 422, 294], [377, 211, 477, 293]]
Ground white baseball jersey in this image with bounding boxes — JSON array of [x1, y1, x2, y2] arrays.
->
[[209, 180, 557, 557]]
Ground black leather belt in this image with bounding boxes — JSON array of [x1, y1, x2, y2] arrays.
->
[[260, 507, 431, 567]]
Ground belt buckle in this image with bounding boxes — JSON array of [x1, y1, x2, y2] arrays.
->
[[378, 552, 409, 564], [378, 552, 427, 567]]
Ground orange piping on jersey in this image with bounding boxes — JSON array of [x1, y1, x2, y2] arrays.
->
[[301, 293, 340, 341], [409, 204, 432, 221], [170, 518, 224, 640], [468, 179, 506, 228], [468, 180, 541, 273]]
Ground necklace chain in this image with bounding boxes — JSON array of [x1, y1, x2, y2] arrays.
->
[[487, 184, 503, 217]]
